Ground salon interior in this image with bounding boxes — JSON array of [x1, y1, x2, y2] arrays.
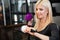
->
[[0, 0, 60, 40]]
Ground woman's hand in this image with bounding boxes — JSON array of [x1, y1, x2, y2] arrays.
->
[[21, 25, 35, 35], [27, 31, 35, 35], [21, 25, 32, 33], [26, 27, 36, 35], [21, 25, 28, 33]]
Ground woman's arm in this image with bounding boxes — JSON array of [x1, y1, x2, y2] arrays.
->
[[49, 23, 59, 40], [28, 23, 59, 40], [34, 32, 49, 40], [27, 29, 49, 40]]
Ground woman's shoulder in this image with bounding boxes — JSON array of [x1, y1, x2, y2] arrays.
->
[[48, 23, 57, 27], [48, 23, 58, 30]]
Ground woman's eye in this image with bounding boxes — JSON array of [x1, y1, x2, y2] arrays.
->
[[36, 8, 38, 11], [39, 8, 43, 11]]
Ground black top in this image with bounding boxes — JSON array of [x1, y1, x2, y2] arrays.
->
[[29, 23, 59, 40]]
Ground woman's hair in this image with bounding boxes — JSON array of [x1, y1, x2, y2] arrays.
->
[[34, 0, 53, 31]]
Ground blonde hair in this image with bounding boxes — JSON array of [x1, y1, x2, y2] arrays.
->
[[34, 0, 53, 32]]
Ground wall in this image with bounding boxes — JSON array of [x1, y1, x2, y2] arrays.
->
[[53, 16, 60, 26]]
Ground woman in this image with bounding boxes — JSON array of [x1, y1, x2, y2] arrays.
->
[[21, 0, 59, 40]]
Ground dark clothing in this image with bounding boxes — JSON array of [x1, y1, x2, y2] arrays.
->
[[29, 23, 59, 40]]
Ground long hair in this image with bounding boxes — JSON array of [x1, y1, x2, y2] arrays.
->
[[34, 0, 53, 32]]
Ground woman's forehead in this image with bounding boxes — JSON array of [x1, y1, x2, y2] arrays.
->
[[36, 4, 48, 9], [36, 4, 46, 8]]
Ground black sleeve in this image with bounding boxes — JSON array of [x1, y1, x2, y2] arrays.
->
[[49, 23, 59, 40]]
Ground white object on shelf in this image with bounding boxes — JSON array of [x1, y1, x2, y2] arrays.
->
[[14, 14, 18, 21], [27, 0, 30, 6]]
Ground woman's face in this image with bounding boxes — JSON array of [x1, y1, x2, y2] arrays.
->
[[35, 4, 48, 19]]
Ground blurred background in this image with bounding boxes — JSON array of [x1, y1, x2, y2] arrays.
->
[[0, 0, 60, 40], [0, 0, 60, 25]]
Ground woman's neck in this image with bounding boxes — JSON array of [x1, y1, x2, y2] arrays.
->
[[40, 17, 46, 23], [37, 18, 47, 32]]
